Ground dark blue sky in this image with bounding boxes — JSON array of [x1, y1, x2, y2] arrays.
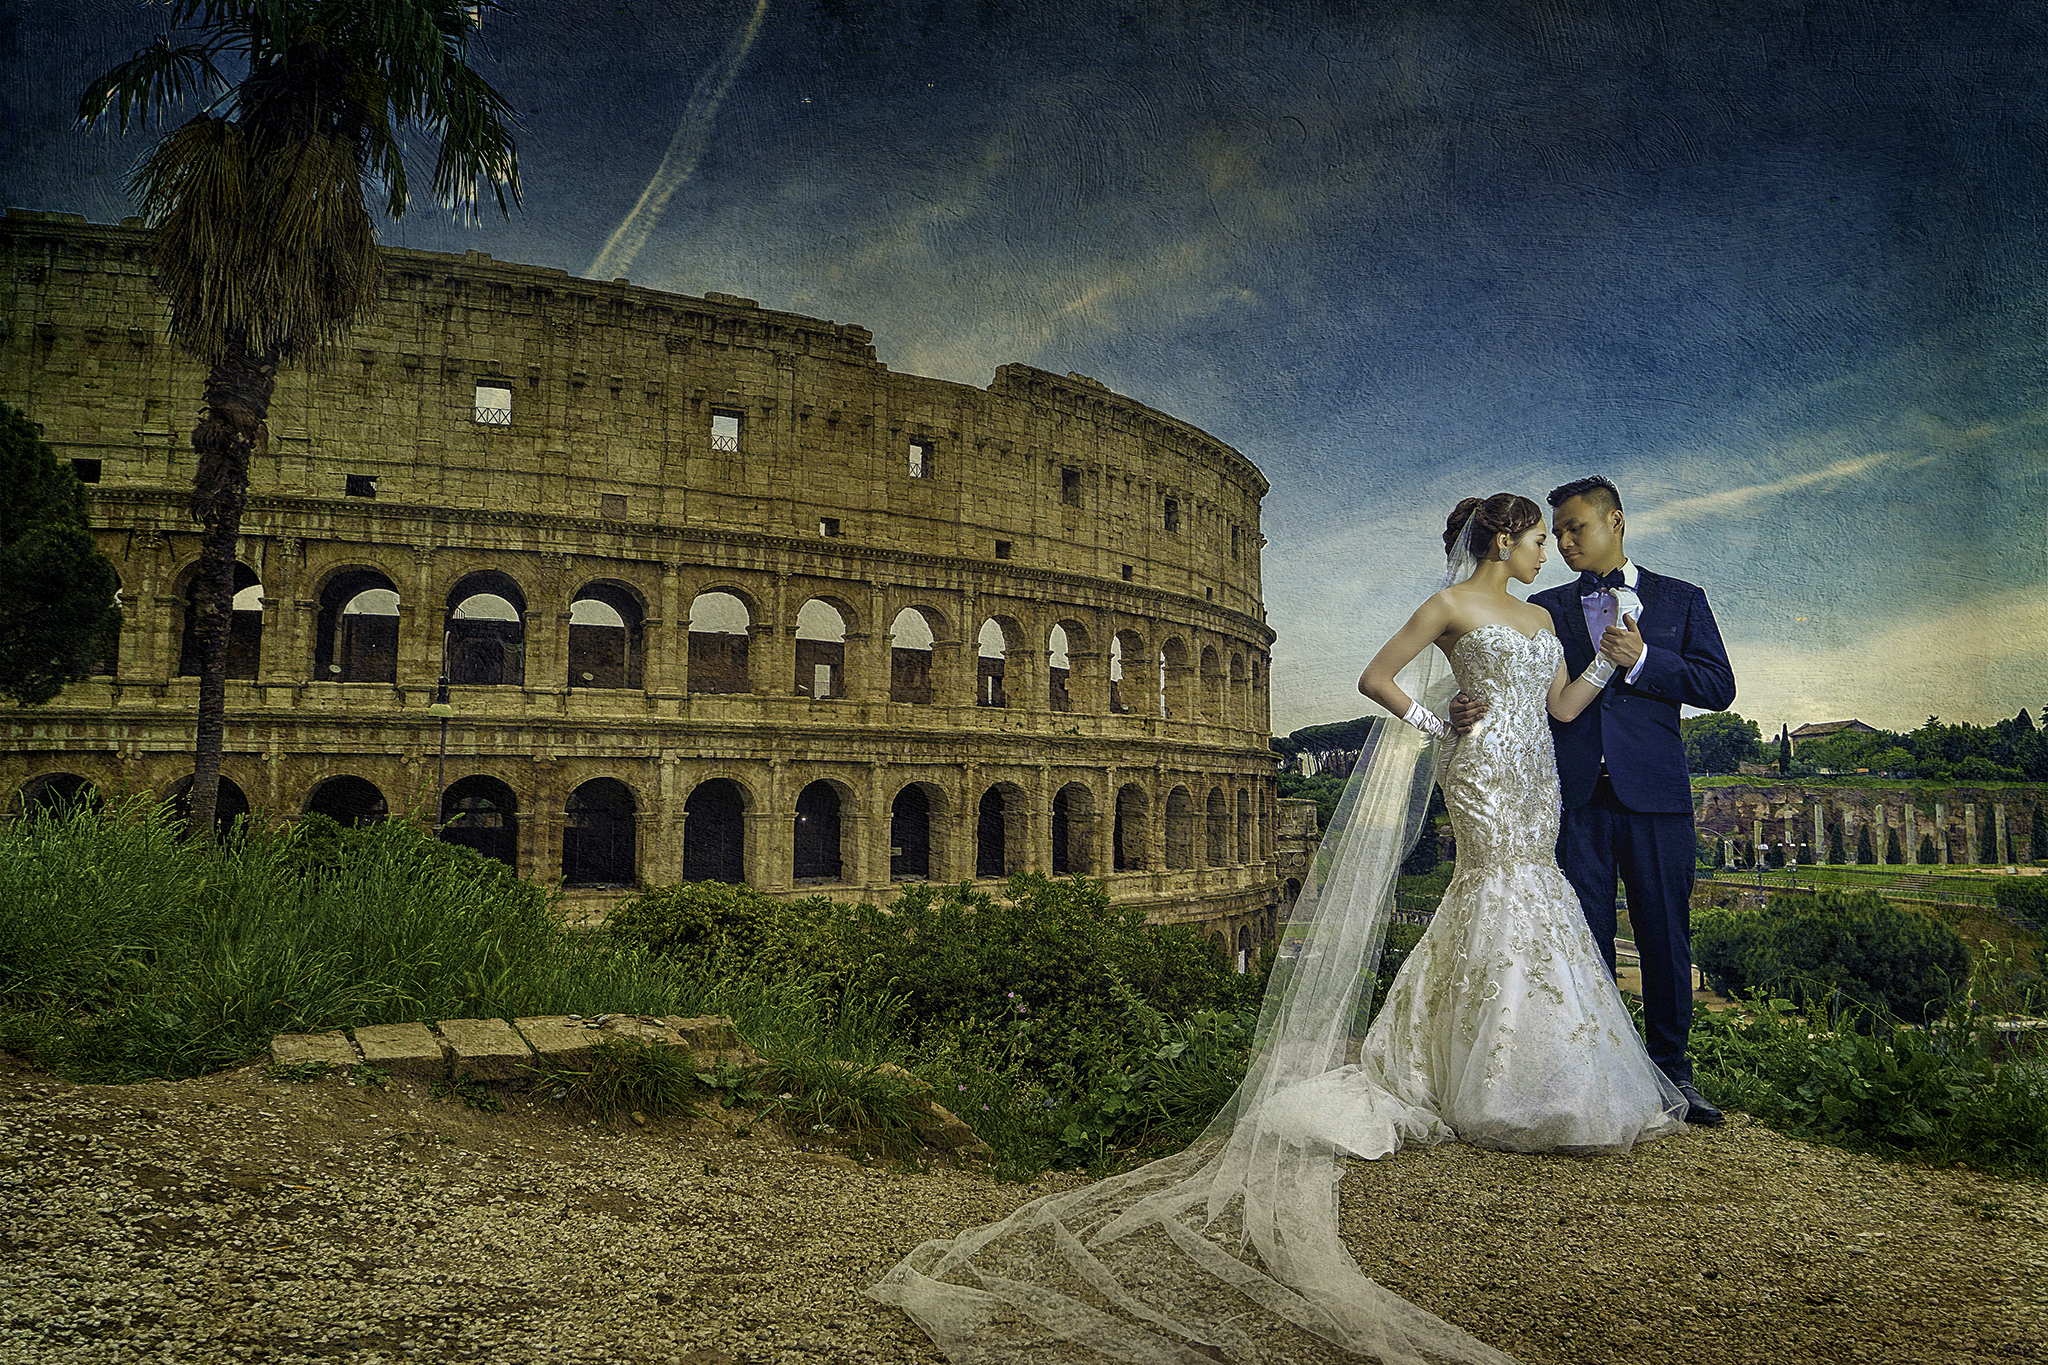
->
[[7, 0, 2044, 733]]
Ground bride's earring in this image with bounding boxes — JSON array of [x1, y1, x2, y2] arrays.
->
[[1498, 545, 1511, 561]]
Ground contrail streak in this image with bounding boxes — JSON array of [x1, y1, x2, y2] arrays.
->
[[585, 0, 771, 281]]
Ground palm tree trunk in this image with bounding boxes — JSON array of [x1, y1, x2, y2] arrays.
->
[[185, 331, 279, 839]]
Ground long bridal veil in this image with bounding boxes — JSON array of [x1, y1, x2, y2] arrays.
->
[[868, 551, 1519, 1365]]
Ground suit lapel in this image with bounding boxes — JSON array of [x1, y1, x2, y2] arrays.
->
[[1557, 584, 1596, 664]]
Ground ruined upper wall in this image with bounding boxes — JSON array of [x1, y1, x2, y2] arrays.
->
[[0, 211, 1267, 624]]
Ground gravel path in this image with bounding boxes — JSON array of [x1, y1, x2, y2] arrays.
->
[[2, 1053, 2043, 1364]]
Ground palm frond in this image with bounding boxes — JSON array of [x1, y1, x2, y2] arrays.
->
[[77, 41, 230, 133]]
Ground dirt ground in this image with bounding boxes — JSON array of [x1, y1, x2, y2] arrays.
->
[[2, 1052, 2044, 1365]]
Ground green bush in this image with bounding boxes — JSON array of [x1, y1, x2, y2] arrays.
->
[[0, 799, 683, 1081], [606, 880, 798, 967], [1693, 888, 1969, 1026], [1993, 878, 2048, 931]]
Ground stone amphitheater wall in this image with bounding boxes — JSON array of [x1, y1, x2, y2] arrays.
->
[[1, 212, 1287, 948]]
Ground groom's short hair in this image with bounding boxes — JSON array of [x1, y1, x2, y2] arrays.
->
[[1547, 476, 1622, 514]]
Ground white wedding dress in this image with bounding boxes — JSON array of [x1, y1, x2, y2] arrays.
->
[[1263, 622, 1688, 1157], [869, 621, 1684, 1365]]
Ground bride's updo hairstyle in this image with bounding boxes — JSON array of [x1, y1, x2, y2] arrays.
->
[[1444, 493, 1543, 559]]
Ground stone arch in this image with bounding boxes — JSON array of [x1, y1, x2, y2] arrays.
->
[[1236, 785, 1253, 863], [445, 570, 527, 687], [177, 560, 264, 679], [688, 589, 754, 695], [14, 771, 102, 818], [163, 773, 250, 836], [683, 776, 750, 883], [889, 780, 952, 881], [1200, 645, 1223, 718], [1236, 923, 1254, 973], [793, 778, 850, 882], [795, 598, 849, 700], [1159, 636, 1193, 719], [563, 777, 637, 887], [977, 616, 1022, 708], [888, 606, 940, 704], [304, 774, 388, 827], [1205, 785, 1229, 867], [1109, 628, 1146, 715], [1047, 623, 1074, 713], [1229, 652, 1248, 727], [976, 780, 1029, 878], [440, 773, 518, 867], [314, 567, 400, 683], [1114, 782, 1150, 871], [1051, 780, 1098, 875], [1164, 783, 1196, 868], [569, 580, 646, 690]]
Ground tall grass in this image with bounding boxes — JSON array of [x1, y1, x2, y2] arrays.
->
[[0, 799, 684, 1081]]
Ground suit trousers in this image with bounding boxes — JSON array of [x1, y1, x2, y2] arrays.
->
[[1557, 776, 1698, 1083]]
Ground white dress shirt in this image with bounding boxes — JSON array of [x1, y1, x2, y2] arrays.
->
[[1580, 559, 1650, 685]]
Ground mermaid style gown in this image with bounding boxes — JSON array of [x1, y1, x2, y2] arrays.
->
[[1264, 622, 1689, 1157]]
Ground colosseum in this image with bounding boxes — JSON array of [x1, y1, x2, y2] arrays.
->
[[1, 210, 1288, 953]]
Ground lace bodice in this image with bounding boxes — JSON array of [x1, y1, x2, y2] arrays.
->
[[1441, 623, 1564, 868]]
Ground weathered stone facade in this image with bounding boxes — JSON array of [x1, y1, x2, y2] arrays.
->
[[1694, 782, 2043, 867], [2, 211, 1283, 944]]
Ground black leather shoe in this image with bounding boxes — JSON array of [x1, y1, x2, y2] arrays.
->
[[1676, 1082, 1724, 1126]]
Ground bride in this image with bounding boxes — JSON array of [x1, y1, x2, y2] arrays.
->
[[870, 495, 1686, 1364]]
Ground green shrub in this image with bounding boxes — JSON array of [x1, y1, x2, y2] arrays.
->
[[1693, 888, 1969, 1026], [1993, 877, 2048, 931], [604, 880, 784, 964]]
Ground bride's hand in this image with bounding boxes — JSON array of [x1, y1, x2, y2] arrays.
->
[[1448, 691, 1488, 734]]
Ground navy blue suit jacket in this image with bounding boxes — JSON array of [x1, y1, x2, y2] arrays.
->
[[1533, 568, 1736, 815]]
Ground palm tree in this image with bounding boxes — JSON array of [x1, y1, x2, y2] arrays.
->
[[80, 0, 519, 836]]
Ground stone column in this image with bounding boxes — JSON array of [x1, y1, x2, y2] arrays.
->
[[1721, 836, 1733, 868], [404, 546, 440, 689], [1934, 801, 1949, 864], [642, 563, 684, 704], [1752, 816, 1764, 863], [1064, 649, 1103, 714], [1904, 804, 1919, 864], [1811, 801, 1824, 858], [755, 758, 790, 891], [262, 537, 306, 689], [650, 753, 681, 884], [865, 763, 890, 888], [1963, 802, 1977, 865]]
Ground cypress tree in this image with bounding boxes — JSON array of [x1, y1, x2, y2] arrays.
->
[[1856, 824, 1876, 865], [1981, 810, 2000, 863], [1885, 826, 1904, 865], [2032, 802, 2046, 862], [1827, 821, 1846, 864], [1918, 833, 1938, 865]]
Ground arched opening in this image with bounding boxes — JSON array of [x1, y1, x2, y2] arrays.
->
[[1229, 652, 1248, 726], [1236, 787, 1253, 864], [304, 775, 388, 828], [1165, 785, 1196, 868], [163, 774, 248, 836], [793, 780, 844, 881], [1205, 786, 1229, 867], [314, 569, 400, 683], [890, 783, 935, 881], [1048, 625, 1072, 713], [440, 774, 517, 867], [1200, 646, 1223, 718], [683, 778, 747, 883], [1052, 782, 1096, 875], [1159, 637, 1191, 719], [977, 783, 1026, 878], [569, 582, 645, 690], [1109, 629, 1145, 715], [888, 607, 937, 704], [688, 591, 752, 695], [1237, 924, 1253, 974], [179, 562, 263, 678], [1283, 877, 1303, 915], [15, 772, 101, 818], [563, 778, 636, 887], [976, 618, 1009, 708], [444, 571, 526, 687], [1114, 783, 1150, 871], [795, 599, 848, 700]]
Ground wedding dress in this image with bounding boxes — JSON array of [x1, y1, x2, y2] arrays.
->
[[1258, 622, 1688, 1160], [870, 620, 1683, 1365]]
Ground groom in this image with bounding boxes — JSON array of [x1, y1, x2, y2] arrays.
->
[[1453, 475, 1736, 1125]]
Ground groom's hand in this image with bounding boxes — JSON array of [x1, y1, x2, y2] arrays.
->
[[1448, 691, 1488, 734], [1599, 612, 1646, 669]]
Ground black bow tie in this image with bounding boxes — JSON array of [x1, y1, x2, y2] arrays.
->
[[1579, 568, 1626, 594]]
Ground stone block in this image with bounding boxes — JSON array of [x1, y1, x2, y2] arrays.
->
[[434, 1017, 536, 1083], [513, 1016, 599, 1073], [269, 1031, 358, 1071], [352, 1022, 449, 1081], [662, 1015, 741, 1054], [597, 1014, 684, 1048]]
